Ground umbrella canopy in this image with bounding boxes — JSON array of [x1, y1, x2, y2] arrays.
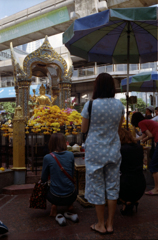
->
[[63, 7, 157, 64], [63, 7, 158, 127], [121, 71, 158, 92]]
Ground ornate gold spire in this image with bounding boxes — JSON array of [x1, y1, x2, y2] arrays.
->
[[10, 42, 27, 81], [23, 36, 67, 78], [39, 83, 46, 94], [10, 36, 73, 110]]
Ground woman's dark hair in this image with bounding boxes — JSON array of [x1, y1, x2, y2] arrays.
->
[[131, 112, 145, 127], [155, 107, 158, 111], [92, 73, 115, 99], [48, 133, 67, 152]]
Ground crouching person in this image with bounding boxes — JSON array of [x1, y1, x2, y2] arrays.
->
[[41, 133, 78, 226]]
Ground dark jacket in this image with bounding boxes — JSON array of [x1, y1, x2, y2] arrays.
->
[[119, 143, 146, 202]]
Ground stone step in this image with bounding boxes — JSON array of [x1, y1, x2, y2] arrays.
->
[[2, 184, 34, 195], [26, 175, 41, 184]]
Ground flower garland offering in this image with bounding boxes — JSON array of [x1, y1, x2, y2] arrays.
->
[[26, 106, 82, 135], [122, 113, 136, 136], [1, 124, 12, 137], [1, 106, 82, 137]]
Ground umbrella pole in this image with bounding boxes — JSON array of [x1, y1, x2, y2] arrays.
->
[[126, 22, 130, 130]]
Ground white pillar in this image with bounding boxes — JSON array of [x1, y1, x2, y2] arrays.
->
[[94, 62, 97, 75]]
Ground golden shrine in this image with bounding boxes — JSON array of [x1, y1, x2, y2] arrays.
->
[[10, 35, 73, 119], [6, 36, 74, 183]]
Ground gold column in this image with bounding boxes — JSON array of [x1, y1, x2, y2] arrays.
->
[[62, 83, 72, 108], [17, 80, 31, 120], [59, 83, 63, 109], [12, 106, 26, 171]]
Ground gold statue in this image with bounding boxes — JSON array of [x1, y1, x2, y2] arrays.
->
[[30, 89, 37, 103], [35, 84, 56, 107]]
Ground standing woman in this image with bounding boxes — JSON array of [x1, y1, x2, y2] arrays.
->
[[81, 73, 124, 235], [131, 112, 158, 195]]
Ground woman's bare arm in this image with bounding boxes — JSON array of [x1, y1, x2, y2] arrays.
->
[[81, 117, 89, 133], [118, 115, 124, 133], [142, 130, 153, 142], [136, 133, 145, 141]]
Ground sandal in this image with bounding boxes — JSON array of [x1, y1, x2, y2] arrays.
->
[[64, 212, 79, 223], [0, 221, 8, 234], [91, 223, 107, 235], [145, 191, 158, 195], [55, 214, 66, 226], [105, 224, 114, 234]]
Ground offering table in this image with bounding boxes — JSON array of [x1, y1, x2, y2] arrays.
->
[[74, 152, 94, 207]]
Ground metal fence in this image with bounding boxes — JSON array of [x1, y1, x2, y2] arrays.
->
[[0, 126, 83, 175], [0, 127, 12, 169], [25, 133, 50, 175]]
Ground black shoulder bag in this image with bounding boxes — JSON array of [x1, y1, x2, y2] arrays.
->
[[82, 100, 93, 142]]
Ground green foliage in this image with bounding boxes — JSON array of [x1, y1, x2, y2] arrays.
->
[[0, 102, 16, 119], [120, 98, 146, 113], [120, 98, 126, 106]]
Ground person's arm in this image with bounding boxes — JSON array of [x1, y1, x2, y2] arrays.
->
[[81, 117, 89, 133], [72, 153, 75, 177], [81, 101, 90, 133], [118, 115, 124, 132], [136, 135, 143, 141], [142, 130, 153, 142], [118, 103, 125, 133], [137, 121, 152, 142], [136, 133, 146, 141]]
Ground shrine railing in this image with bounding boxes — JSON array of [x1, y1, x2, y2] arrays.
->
[[0, 126, 12, 169], [0, 125, 83, 175], [25, 130, 83, 175]]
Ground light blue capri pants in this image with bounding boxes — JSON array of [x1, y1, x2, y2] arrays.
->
[[85, 157, 121, 205]]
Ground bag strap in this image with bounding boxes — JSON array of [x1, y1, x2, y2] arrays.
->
[[49, 152, 75, 184], [87, 99, 93, 134]]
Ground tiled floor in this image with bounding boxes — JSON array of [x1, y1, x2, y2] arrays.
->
[[0, 187, 158, 240]]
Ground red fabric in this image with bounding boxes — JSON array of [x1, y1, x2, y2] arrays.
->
[[138, 119, 158, 143]]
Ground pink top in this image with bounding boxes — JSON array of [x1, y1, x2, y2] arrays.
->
[[138, 119, 158, 143]]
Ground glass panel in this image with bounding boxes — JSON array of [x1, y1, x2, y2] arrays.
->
[[130, 64, 138, 71], [72, 69, 78, 77], [97, 65, 106, 74], [87, 67, 94, 76], [149, 62, 157, 70], [79, 68, 86, 77], [116, 64, 125, 71], [116, 64, 127, 71], [106, 65, 113, 72], [141, 62, 157, 70], [116, 64, 122, 71], [141, 63, 149, 69], [1, 81, 6, 87], [78, 67, 94, 77]]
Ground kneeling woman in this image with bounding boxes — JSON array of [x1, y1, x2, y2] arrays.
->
[[41, 133, 77, 225], [118, 128, 146, 215]]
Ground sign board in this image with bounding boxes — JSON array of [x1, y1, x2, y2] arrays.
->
[[0, 49, 11, 60], [0, 84, 49, 99], [0, 7, 70, 43]]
